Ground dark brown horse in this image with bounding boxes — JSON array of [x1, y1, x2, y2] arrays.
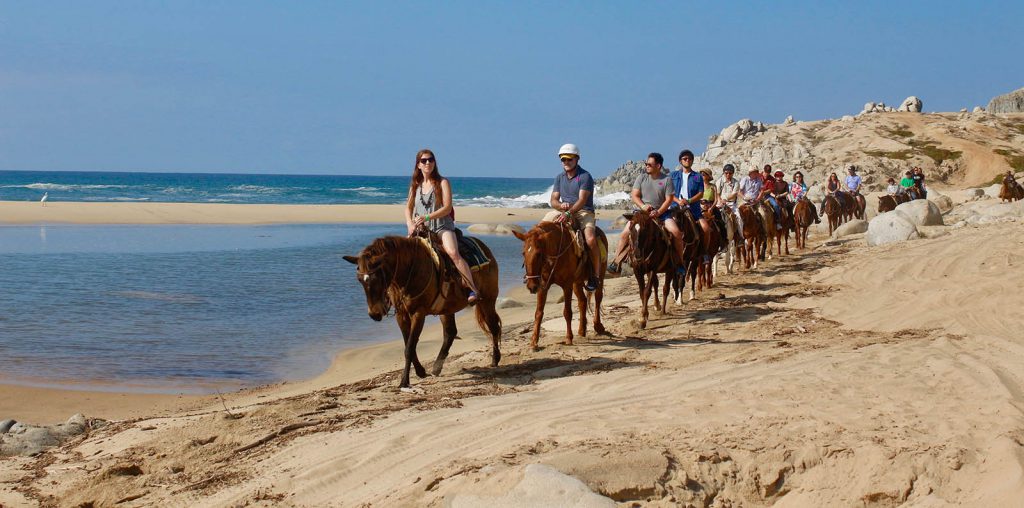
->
[[878, 193, 911, 213], [513, 222, 607, 350], [822, 194, 843, 235], [670, 207, 703, 302], [793, 198, 815, 249], [1000, 177, 1024, 202], [696, 204, 722, 291], [738, 202, 765, 270], [344, 235, 502, 389], [849, 191, 867, 219], [625, 211, 675, 329]]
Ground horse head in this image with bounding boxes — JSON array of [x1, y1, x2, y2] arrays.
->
[[343, 238, 397, 321], [513, 225, 558, 295]]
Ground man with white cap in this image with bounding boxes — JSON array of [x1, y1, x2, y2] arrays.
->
[[542, 143, 601, 291]]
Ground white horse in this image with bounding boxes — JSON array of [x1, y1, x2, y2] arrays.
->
[[713, 207, 742, 276]]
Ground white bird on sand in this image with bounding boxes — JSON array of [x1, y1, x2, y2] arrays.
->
[[41, 192, 48, 207]]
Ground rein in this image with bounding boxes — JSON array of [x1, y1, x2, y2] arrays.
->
[[524, 222, 574, 290]]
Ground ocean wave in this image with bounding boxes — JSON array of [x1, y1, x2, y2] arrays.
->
[[456, 186, 553, 208], [1, 183, 130, 191], [227, 185, 280, 193], [359, 191, 389, 197], [594, 191, 631, 207]]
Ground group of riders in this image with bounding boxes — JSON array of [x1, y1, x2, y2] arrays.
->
[[884, 166, 929, 200], [404, 143, 937, 302]]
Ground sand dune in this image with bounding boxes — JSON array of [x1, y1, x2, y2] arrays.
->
[[3, 200, 1024, 507]]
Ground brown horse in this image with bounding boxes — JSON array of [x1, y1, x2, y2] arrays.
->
[[715, 208, 744, 275], [822, 194, 843, 235], [513, 222, 607, 350], [878, 193, 911, 213], [849, 191, 867, 219], [757, 200, 779, 260], [625, 211, 675, 329], [696, 204, 722, 291], [1000, 177, 1024, 202], [344, 235, 502, 389], [793, 198, 815, 249], [738, 202, 765, 270]]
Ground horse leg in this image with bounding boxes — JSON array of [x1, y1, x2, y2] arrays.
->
[[688, 260, 698, 301], [431, 313, 459, 376], [399, 313, 427, 388], [573, 283, 588, 338], [660, 272, 671, 315], [530, 285, 549, 351], [593, 275, 605, 335], [475, 302, 502, 368], [640, 272, 653, 329], [562, 284, 574, 345], [652, 273, 662, 312]]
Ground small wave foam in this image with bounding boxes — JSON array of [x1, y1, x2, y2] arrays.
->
[[2, 183, 130, 191], [594, 191, 631, 207], [333, 186, 382, 192], [112, 290, 205, 304], [84, 197, 151, 202]]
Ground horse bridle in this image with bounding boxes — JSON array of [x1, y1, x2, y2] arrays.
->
[[523, 222, 573, 290], [357, 251, 431, 316]]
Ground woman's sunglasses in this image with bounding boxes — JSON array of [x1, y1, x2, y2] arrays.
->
[[419, 157, 435, 164]]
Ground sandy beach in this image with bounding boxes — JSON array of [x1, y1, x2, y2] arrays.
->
[[2, 195, 1024, 506], [0, 201, 557, 225]]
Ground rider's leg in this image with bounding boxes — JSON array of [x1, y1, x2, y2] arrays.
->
[[440, 229, 479, 299], [584, 224, 600, 288], [664, 218, 685, 266], [609, 225, 630, 270]]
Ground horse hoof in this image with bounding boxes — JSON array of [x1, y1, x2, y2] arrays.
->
[[431, 362, 444, 377]]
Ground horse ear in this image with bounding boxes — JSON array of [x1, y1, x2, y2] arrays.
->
[[622, 211, 635, 221], [512, 230, 527, 242], [342, 255, 359, 265]]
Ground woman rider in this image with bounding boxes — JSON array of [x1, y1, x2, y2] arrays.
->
[[700, 169, 726, 234], [822, 172, 843, 211], [789, 171, 821, 224], [405, 149, 479, 304]]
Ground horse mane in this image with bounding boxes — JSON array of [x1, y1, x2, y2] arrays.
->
[[362, 236, 423, 273]]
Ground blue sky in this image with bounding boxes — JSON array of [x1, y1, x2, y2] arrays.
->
[[1, 1, 1020, 178]]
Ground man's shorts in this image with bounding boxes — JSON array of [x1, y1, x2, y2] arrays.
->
[[542, 209, 596, 229]]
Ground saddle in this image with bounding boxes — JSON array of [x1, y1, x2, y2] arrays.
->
[[414, 227, 492, 282]]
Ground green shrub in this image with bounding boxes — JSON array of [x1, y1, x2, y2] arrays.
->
[[863, 149, 915, 160]]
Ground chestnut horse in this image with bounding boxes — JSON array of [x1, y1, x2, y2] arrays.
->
[[1000, 177, 1024, 202], [513, 222, 607, 350], [738, 202, 765, 269], [625, 211, 675, 329], [793, 198, 814, 249], [850, 192, 867, 219], [344, 235, 502, 389], [757, 200, 779, 260], [822, 195, 843, 235]]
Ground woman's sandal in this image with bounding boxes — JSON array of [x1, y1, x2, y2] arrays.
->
[[467, 291, 478, 306]]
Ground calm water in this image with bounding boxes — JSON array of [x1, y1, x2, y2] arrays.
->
[[0, 224, 530, 392]]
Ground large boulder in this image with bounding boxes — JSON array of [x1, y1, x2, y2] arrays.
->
[[832, 219, 868, 238], [987, 86, 1024, 113], [466, 223, 526, 235], [929, 194, 954, 213], [897, 96, 923, 112], [866, 211, 920, 246], [895, 199, 944, 226]]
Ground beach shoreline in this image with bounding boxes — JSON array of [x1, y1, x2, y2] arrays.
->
[[0, 201, 562, 225]]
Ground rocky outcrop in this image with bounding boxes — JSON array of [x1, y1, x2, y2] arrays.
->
[[987, 87, 1024, 113], [832, 219, 868, 238], [866, 211, 920, 246], [595, 160, 646, 195]]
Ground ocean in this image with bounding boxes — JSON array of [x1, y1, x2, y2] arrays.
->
[[0, 171, 626, 393]]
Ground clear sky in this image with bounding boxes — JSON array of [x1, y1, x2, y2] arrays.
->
[[1, 1, 1021, 178]]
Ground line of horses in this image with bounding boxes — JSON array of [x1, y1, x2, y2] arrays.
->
[[342, 193, 851, 389]]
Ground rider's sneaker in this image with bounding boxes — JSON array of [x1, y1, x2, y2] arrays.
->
[[584, 277, 598, 292], [676, 266, 687, 275], [467, 291, 478, 306], [607, 262, 620, 274]]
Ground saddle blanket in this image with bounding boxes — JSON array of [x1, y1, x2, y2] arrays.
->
[[416, 234, 492, 272]]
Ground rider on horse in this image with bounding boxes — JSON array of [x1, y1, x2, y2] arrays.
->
[[738, 167, 765, 233], [823, 172, 845, 211], [700, 169, 727, 236], [771, 170, 794, 227], [845, 165, 863, 199], [789, 171, 821, 224], [608, 152, 684, 274], [759, 165, 782, 230], [542, 143, 601, 292]]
